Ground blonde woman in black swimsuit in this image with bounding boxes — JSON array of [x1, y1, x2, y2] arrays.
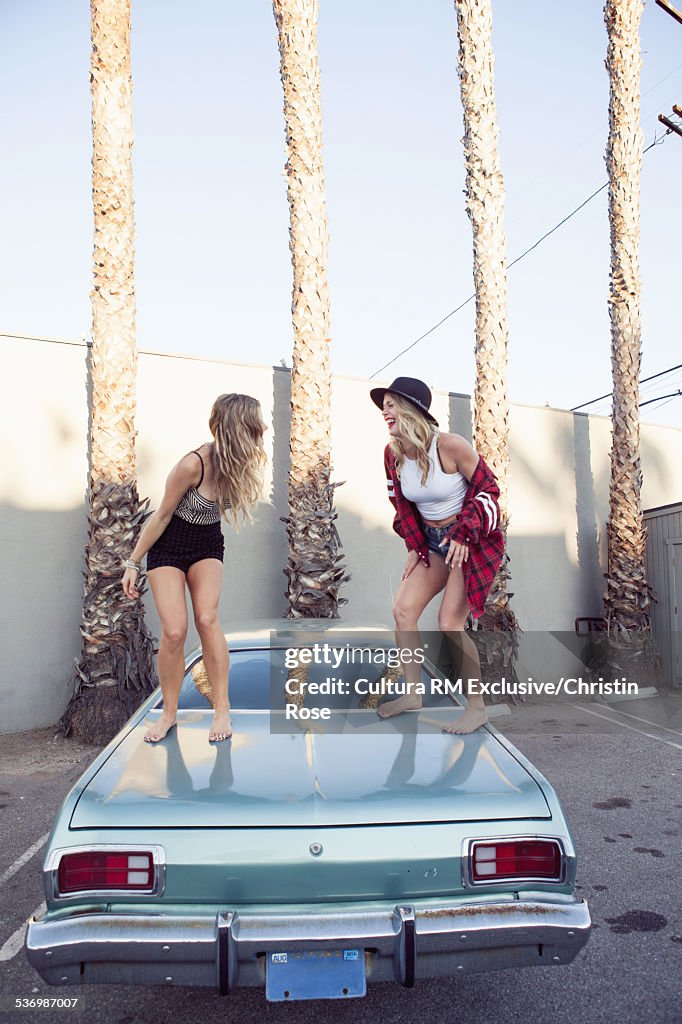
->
[[122, 394, 267, 744]]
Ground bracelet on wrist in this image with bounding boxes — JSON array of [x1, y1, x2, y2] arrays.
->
[[124, 559, 142, 573]]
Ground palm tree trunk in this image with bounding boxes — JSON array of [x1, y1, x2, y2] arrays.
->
[[60, 0, 157, 743], [603, 0, 652, 634], [454, 0, 519, 684], [599, 0, 661, 684], [272, 0, 349, 617]]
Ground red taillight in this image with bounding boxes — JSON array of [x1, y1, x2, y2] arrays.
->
[[471, 840, 562, 882], [57, 852, 154, 894]]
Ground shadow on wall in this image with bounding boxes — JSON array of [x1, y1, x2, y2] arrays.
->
[[6, 366, 670, 736], [0, 499, 407, 737], [506, 410, 607, 626], [447, 393, 473, 443], [271, 365, 292, 515], [1, 503, 88, 734], [442, 397, 607, 627], [0, 503, 624, 736], [572, 412, 603, 617]]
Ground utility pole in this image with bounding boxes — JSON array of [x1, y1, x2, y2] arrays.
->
[[658, 105, 682, 139], [656, 2, 682, 136]]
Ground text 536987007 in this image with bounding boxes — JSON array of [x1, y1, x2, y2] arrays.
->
[[2, 997, 83, 1012]]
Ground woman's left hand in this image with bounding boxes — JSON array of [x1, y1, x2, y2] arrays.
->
[[440, 539, 469, 569], [122, 566, 141, 600]]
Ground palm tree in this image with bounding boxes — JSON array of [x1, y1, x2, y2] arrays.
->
[[602, 0, 658, 673], [453, 0, 519, 676], [272, 0, 349, 617], [60, 0, 157, 743]]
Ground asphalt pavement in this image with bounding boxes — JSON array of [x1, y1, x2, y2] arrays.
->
[[0, 692, 680, 1024]]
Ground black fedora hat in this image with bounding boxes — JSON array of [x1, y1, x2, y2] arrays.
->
[[370, 376, 438, 426]]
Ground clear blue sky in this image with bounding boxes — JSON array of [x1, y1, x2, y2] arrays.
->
[[2, 0, 681, 425]]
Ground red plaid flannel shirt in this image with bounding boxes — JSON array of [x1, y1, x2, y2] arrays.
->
[[383, 445, 505, 618]]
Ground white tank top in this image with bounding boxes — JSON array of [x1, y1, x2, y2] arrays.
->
[[400, 435, 468, 519]]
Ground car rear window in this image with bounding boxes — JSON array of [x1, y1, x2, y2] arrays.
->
[[168, 646, 462, 712], [175, 650, 274, 709]]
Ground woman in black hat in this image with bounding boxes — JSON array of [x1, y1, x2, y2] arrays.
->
[[370, 377, 504, 734]]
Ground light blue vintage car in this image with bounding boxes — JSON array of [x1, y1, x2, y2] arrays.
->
[[27, 621, 590, 1001]]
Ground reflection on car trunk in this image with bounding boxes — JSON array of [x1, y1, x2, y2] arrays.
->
[[70, 711, 549, 829]]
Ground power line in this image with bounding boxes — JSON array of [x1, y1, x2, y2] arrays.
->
[[640, 389, 682, 409], [639, 369, 682, 393], [369, 134, 666, 380], [590, 381, 682, 410], [369, 179, 610, 380], [571, 363, 682, 411], [656, 0, 682, 28], [643, 393, 682, 413], [576, 387, 682, 415], [356, 68, 682, 340]]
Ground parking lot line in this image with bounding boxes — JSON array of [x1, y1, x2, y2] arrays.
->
[[0, 902, 45, 962], [593, 703, 682, 738], [577, 705, 682, 750], [0, 832, 50, 888]]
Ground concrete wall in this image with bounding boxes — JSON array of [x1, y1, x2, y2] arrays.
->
[[3, 333, 682, 733]]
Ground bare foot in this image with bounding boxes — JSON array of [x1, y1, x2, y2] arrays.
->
[[377, 694, 423, 719], [209, 709, 232, 742], [144, 712, 177, 743], [443, 705, 487, 735]]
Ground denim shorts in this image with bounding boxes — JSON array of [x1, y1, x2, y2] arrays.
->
[[424, 523, 453, 559]]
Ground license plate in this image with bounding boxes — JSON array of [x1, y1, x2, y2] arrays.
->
[[265, 948, 366, 1001]]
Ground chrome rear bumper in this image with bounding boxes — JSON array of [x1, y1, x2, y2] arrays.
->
[[26, 899, 591, 990]]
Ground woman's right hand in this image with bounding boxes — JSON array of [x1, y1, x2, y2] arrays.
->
[[122, 566, 141, 600], [401, 550, 420, 580]]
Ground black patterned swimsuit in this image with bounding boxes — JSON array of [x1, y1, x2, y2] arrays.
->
[[147, 450, 225, 573]]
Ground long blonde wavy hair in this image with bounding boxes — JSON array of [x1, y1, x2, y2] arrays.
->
[[209, 394, 266, 527], [389, 394, 438, 485]]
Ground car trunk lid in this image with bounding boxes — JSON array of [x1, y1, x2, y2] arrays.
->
[[70, 709, 550, 829]]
